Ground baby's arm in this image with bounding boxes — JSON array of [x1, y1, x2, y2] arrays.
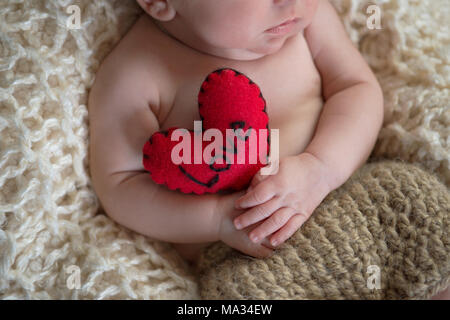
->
[[103, 172, 222, 244], [231, 0, 384, 246], [88, 60, 221, 244], [303, 0, 384, 190]]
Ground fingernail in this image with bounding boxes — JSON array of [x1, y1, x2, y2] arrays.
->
[[271, 239, 278, 246], [251, 234, 259, 243], [234, 219, 242, 230]]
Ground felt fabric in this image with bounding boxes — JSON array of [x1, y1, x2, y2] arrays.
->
[[197, 160, 450, 300], [142, 69, 270, 194]]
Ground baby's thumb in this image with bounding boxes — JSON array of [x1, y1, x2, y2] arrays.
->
[[257, 245, 274, 259], [247, 242, 273, 259]]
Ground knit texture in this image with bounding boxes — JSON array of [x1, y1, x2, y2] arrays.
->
[[0, 0, 448, 299], [197, 160, 450, 300]]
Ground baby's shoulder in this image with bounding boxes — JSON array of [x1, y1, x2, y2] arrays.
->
[[90, 16, 162, 112], [98, 20, 157, 83]]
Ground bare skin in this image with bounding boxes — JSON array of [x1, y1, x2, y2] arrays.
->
[[87, 0, 448, 299], [89, 0, 376, 260], [89, 3, 325, 257]]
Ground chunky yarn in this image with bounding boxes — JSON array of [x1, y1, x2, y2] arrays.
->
[[197, 160, 450, 299]]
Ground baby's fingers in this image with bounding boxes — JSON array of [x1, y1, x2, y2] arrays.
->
[[239, 230, 274, 258], [260, 237, 278, 250], [249, 207, 294, 244], [233, 197, 280, 230], [235, 180, 275, 209], [248, 243, 274, 259], [269, 213, 307, 247], [240, 223, 274, 258]]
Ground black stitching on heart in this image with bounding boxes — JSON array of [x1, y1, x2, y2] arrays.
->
[[223, 138, 238, 154], [200, 115, 205, 131], [210, 68, 241, 77], [223, 145, 236, 155], [259, 93, 268, 114], [221, 124, 254, 155], [178, 166, 219, 188], [230, 122, 253, 142], [209, 152, 232, 172], [160, 130, 169, 137], [230, 121, 245, 129], [143, 154, 149, 159], [209, 162, 231, 172]]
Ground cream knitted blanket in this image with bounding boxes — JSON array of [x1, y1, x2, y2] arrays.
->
[[0, 0, 448, 299]]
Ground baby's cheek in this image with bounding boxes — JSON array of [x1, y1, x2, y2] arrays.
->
[[301, 0, 319, 21], [304, 0, 318, 9], [199, 10, 257, 49], [204, 27, 252, 49]]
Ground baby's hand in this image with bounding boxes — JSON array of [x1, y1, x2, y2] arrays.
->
[[233, 153, 332, 247], [216, 190, 276, 259]]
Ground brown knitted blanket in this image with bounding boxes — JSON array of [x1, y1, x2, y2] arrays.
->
[[197, 160, 450, 299]]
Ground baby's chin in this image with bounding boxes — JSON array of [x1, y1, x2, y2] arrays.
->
[[217, 38, 291, 61], [251, 36, 293, 56], [197, 32, 299, 61]]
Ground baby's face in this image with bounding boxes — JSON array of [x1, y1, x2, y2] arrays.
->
[[140, 0, 319, 60]]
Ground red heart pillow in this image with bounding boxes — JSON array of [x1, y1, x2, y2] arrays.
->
[[142, 68, 270, 194]]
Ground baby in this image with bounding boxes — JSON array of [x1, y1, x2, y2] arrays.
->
[[88, 0, 384, 266]]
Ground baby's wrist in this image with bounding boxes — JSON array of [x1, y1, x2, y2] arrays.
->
[[300, 151, 338, 194], [214, 191, 246, 242]]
